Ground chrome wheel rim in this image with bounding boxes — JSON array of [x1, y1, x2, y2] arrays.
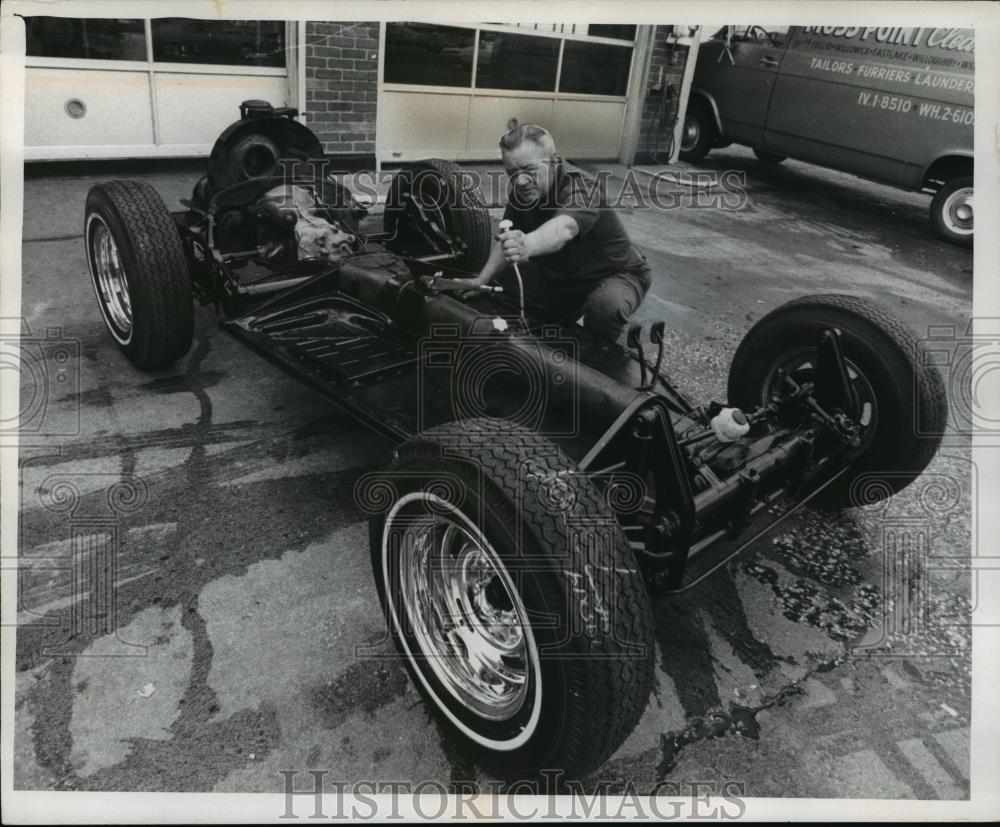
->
[[87, 215, 132, 341], [681, 116, 700, 151], [942, 187, 973, 236], [382, 491, 542, 749], [398, 510, 530, 720]]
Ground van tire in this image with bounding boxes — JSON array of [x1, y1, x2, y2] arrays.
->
[[753, 149, 787, 164], [679, 100, 717, 163], [930, 176, 973, 247]]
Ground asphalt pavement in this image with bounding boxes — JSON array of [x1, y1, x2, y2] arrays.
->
[[12, 146, 973, 800]]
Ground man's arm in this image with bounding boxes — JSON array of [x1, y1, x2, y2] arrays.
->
[[465, 214, 579, 289], [472, 236, 508, 286], [507, 215, 579, 261]]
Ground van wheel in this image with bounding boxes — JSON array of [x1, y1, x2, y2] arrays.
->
[[930, 176, 973, 247], [679, 101, 717, 163], [368, 418, 655, 780], [753, 149, 786, 164]]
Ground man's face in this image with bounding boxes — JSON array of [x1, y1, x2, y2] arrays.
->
[[502, 141, 557, 208]]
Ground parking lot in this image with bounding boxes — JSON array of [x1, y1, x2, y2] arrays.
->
[[13, 147, 973, 798]]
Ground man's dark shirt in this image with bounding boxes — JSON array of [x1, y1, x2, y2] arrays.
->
[[502, 161, 649, 283]]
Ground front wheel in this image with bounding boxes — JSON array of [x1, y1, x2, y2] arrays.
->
[[727, 295, 947, 507], [678, 101, 717, 163], [930, 176, 973, 247], [85, 181, 193, 369], [367, 418, 655, 779]]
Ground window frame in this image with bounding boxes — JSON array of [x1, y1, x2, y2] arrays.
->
[[24, 15, 288, 75], [382, 21, 477, 89], [24, 16, 149, 63], [380, 21, 636, 101]]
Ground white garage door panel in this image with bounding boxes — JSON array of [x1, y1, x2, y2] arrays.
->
[[379, 91, 470, 156], [467, 97, 554, 156], [25, 67, 153, 148], [154, 73, 288, 147], [552, 99, 626, 156]]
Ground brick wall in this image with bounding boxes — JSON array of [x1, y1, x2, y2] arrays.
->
[[637, 26, 690, 162], [304, 21, 379, 159]]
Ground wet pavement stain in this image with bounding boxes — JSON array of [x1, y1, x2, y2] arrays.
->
[[18, 335, 341, 790], [139, 368, 226, 396], [651, 566, 782, 722], [650, 670, 817, 782], [309, 658, 410, 730], [59, 386, 114, 407]]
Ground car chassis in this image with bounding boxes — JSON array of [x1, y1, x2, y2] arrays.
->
[[83, 102, 947, 780]]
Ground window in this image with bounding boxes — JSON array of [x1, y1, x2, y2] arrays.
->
[[151, 19, 285, 67], [586, 25, 636, 41], [762, 26, 790, 46], [383, 23, 634, 96], [716, 25, 789, 47], [476, 31, 559, 92], [25, 17, 146, 61], [384, 23, 475, 87], [559, 40, 632, 96]]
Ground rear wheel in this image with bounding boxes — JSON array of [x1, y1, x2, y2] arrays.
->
[[728, 295, 946, 506], [367, 418, 655, 779], [678, 100, 717, 163], [930, 175, 973, 247], [384, 158, 492, 274], [85, 181, 193, 369]]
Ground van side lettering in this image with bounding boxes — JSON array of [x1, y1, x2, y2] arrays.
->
[[855, 65, 912, 82], [798, 25, 973, 55], [926, 28, 975, 52], [858, 92, 913, 113], [916, 102, 974, 124], [810, 57, 854, 74], [914, 72, 974, 93]]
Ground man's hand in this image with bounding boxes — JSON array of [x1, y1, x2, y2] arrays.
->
[[459, 274, 490, 300], [499, 228, 530, 263]]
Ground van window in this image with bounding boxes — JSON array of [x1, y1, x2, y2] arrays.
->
[[711, 25, 789, 47]]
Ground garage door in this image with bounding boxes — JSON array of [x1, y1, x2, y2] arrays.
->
[[24, 17, 293, 161], [376, 23, 638, 162]]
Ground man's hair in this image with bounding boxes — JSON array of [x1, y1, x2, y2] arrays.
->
[[498, 123, 557, 154]]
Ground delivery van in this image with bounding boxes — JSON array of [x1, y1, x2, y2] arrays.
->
[[681, 25, 974, 245]]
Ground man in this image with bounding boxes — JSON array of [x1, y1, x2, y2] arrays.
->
[[465, 124, 651, 342]]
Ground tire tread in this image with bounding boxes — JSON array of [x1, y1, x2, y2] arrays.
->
[[86, 180, 193, 368], [377, 417, 655, 778]]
